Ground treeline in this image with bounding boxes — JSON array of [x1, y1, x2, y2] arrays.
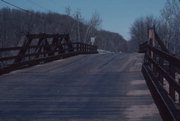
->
[[96, 30, 127, 52], [0, 8, 127, 52], [128, 0, 180, 56]]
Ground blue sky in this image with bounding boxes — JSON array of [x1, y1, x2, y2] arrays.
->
[[0, 0, 167, 40]]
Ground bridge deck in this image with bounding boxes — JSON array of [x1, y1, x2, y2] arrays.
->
[[0, 53, 162, 121]]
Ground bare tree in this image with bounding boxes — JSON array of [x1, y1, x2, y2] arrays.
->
[[160, 0, 180, 54], [65, 6, 71, 16], [84, 11, 102, 43], [72, 9, 83, 42], [129, 16, 158, 51]]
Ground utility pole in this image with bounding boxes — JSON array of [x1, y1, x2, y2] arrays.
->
[[77, 14, 81, 42], [75, 12, 81, 42]]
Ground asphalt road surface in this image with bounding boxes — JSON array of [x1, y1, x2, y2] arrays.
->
[[0, 53, 162, 121]]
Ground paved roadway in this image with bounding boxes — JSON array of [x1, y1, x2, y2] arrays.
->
[[0, 53, 162, 121]]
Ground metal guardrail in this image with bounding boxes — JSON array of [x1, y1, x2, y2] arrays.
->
[[140, 28, 180, 121], [0, 34, 98, 75]]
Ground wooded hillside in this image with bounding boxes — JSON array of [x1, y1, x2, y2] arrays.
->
[[0, 8, 127, 52]]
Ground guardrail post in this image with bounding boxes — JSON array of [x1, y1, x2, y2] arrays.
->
[[82, 43, 83, 53], [76, 43, 79, 52], [80, 43, 82, 53], [85, 44, 87, 53], [28, 47, 31, 61], [159, 57, 164, 85], [169, 63, 176, 101], [149, 28, 156, 72], [179, 78, 180, 103]]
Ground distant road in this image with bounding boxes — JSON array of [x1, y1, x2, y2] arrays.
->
[[0, 53, 162, 121]]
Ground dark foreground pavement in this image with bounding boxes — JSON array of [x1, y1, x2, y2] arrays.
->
[[0, 53, 162, 121]]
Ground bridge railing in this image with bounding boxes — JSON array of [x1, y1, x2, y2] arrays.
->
[[140, 28, 180, 121], [72, 42, 98, 54], [0, 34, 98, 75]]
